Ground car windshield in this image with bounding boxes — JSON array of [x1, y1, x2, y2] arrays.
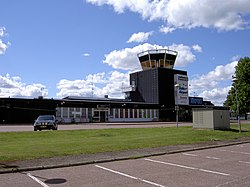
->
[[37, 115, 54, 120]]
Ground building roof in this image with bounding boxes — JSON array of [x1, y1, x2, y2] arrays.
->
[[62, 96, 159, 108]]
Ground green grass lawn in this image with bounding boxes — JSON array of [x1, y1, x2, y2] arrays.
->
[[0, 123, 250, 162]]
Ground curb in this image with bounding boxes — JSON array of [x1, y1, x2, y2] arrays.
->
[[1, 139, 250, 174]]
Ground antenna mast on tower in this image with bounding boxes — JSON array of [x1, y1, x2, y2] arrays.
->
[[91, 75, 94, 97]]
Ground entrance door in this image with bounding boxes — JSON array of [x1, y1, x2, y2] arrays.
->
[[100, 111, 106, 122], [93, 109, 108, 122]]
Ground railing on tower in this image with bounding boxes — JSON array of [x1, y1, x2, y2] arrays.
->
[[137, 49, 178, 70]]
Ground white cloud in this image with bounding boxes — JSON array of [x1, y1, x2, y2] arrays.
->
[[127, 31, 153, 43], [192, 44, 202, 53], [165, 0, 250, 31], [86, 0, 250, 31], [56, 71, 129, 98], [86, 0, 150, 15], [169, 43, 197, 67], [83, 53, 90, 57], [159, 26, 176, 33], [231, 55, 241, 61], [0, 74, 48, 98], [103, 44, 149, 71], [56, 73, 106, 98], [102, 71, 130, 98], [56, 79, 93, 97], [200, 87, 231, 106], [0, 40, 8, 55], [0, 27, 5, 37], [103, 43, 199, 70], [0, 27, 10, 55], [189, 60, 238, 105]]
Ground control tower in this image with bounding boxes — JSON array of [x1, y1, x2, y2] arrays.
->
[[137, 49, 178, 70], [126, 48, 188, 121]]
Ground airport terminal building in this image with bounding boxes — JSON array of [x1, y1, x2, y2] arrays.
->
[[0, 49, 213, 124]]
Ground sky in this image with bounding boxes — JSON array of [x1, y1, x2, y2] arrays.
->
[[0, 0, 250, 106]]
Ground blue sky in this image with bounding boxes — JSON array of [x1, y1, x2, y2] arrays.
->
[[0, 0, 250, 105]]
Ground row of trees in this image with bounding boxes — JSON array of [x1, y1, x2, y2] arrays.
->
[[224, 57, 250, 119]]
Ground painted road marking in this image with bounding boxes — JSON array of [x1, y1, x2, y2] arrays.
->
[[239, 161, 250, 164], [95, 165, 166, 187], [182, 153, 198, 157], [206, 156, 220, 160], [144, 158, 230, 176], [182, 153, 220, 160], [236, 145, 244, 147], [27, 173, 49, 187], [220, 149, 250, 155]]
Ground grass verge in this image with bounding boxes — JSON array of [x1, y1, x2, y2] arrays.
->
[[0, 123, 250, 162]]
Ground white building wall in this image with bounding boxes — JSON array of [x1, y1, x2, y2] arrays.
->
[[56, 107, 159, 123]]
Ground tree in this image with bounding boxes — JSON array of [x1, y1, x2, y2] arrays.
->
[[224, 57, 250, 119]]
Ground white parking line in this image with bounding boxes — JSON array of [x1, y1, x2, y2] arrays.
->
[[182, 153, 220, 160], [206, 156, 220, 160], [220, 149, 250, 155], [182, 153, 198, 157], [236, 145, 244, 147], [95, 165, 166, 187], [239, 161, 250, 164], [144, 158, 230, 176], [26, 173, 49, 187]]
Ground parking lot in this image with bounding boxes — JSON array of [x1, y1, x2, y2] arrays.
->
[[1, 143, 250, 186]]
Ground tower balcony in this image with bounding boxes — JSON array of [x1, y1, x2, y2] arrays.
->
[[137, 49, 178, 70]]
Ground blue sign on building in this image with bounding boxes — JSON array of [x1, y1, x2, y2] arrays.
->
[[189, 97, 203, 105]]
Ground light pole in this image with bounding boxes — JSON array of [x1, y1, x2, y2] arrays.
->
[[175, 83, 180, 128], [232, 76, 241, 133]]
